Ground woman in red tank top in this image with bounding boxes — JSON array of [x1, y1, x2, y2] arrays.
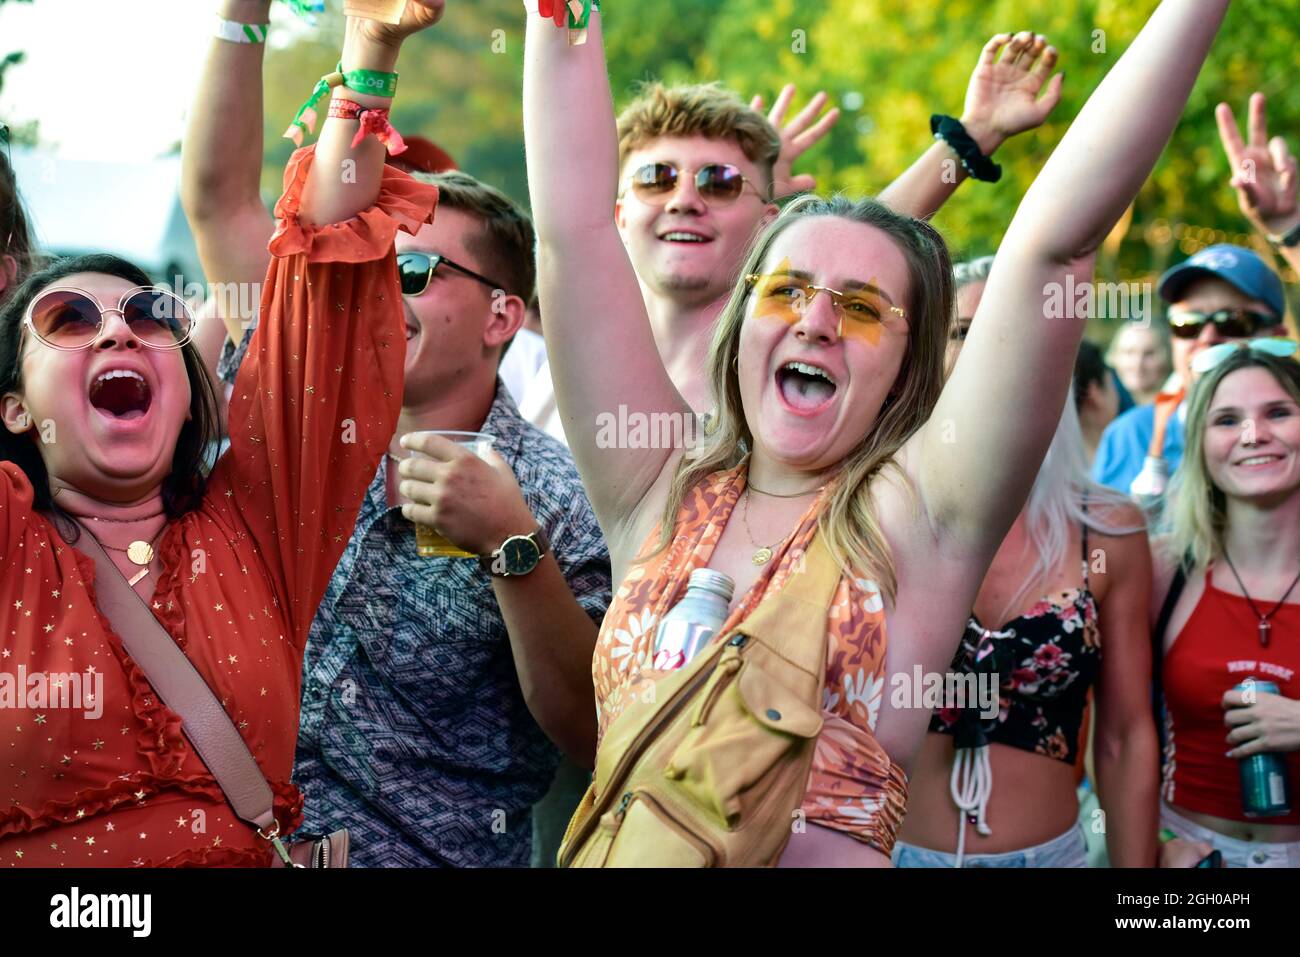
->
[[1154, 342, 1300, 867]]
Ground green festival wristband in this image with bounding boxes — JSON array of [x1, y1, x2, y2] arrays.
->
[[285, 61, 398, 144], [568, 0, 595, 28], [342, 67, 399, 98]]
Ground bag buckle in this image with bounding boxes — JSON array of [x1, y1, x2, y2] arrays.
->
[[257, 820, 305, 868]]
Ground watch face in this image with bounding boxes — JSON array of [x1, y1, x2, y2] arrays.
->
[[502, 536, 540, 575]]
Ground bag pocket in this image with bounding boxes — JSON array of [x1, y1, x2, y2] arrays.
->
[[566, 787, 719, 868], [664, 651, 823, 829]]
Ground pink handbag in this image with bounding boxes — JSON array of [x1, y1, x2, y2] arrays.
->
[[70, 522, 349, 868]]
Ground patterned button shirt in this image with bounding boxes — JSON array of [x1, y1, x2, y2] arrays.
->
[[221, 335, 609, 866]]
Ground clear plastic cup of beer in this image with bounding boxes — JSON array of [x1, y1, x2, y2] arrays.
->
[[393, 430, 496, 558]]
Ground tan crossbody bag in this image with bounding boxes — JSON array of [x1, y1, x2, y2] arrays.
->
[[558, 535, 840, 867]]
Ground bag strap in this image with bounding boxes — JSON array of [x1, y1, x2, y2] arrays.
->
[[68, 522, 280, 836], [731, 534, 842, 684], [1151, 555, 1190, 762]]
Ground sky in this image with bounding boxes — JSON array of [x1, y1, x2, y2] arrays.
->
[[1, 0, 310, 161]]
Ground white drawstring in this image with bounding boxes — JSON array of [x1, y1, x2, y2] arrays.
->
[[949, 745, 993, 868]]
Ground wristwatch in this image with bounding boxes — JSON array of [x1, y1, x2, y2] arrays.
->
[[1267, 220, 1300, 249], [480, 527, 550, 578]]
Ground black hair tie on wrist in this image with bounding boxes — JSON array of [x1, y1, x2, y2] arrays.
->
[[931, 114, 1002, 184]]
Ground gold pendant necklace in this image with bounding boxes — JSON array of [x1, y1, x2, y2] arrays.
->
[[740, 487, 778, 565]]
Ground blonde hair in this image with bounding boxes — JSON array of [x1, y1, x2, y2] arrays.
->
[[616, 82, 782, 194], [654, 195, 954, 604], [1163, 349, 1300, 571]]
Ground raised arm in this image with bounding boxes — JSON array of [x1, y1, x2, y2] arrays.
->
[[878, 32, 1063, 220], [523, 7, 688, 539], [213, 3, 442, 642], [180, 0, 276, 350], [918, 0, 1231, 550]]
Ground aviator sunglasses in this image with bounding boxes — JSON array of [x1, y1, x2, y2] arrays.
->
[[23, 286, 194, 352], [626, 162, 770, 207], [396, 251, 505, 298]]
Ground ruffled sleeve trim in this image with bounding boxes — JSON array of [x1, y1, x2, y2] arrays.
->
[[268, 145, 440, 262]]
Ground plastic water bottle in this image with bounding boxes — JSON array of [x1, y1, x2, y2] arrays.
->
[[1129, 454, 1170, 519], [651, 569, 735, 672]]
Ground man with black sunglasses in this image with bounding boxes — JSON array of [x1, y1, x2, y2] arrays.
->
[[1094, 243, 1287, 496]]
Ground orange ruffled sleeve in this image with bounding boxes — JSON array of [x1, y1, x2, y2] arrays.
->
[[211, 145, 439, 647]]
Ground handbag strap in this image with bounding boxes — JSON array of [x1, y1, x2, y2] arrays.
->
[[68, 521, 279, 835]]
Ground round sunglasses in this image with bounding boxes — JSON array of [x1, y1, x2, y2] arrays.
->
[[626, 162, 770, 207], [1168, 307, 1274, 340], [23, 286, 194, 352], [1191, 337, 1299, 375], [396, 251, 504, 298]]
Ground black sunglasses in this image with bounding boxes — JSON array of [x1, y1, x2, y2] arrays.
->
[[1168, 308, 1272, 340], [396, 251, 504, 298]]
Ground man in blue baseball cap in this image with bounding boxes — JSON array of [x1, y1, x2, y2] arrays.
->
[[1092, 243, 1288, 495]]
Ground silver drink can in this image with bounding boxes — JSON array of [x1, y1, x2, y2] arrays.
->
[[652, 569, 735, 672]]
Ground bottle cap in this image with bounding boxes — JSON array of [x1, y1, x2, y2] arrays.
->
[[687, 568, 735, 602]]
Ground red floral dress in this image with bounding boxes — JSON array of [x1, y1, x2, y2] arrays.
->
[[0, 147, 438, 867], [593, 467, 908, 853]]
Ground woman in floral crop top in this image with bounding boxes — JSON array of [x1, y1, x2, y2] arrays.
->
[[527, 0, 1230, 864]]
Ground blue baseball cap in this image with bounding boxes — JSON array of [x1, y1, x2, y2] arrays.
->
[[1158, 244, 1286, 324]]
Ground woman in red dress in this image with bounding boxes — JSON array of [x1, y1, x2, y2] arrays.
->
[[0, 2, 444, 866]]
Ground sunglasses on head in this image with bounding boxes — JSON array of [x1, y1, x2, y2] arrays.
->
[[626, 162, 769, 207], [23, 286, 194, 352], [396, 251, 503, 298], [1190, 337, 1299, 375], [1168, 307, 1273, 340]]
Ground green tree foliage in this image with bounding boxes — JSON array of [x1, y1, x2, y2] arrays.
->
[[262, 1, 1300, 328]]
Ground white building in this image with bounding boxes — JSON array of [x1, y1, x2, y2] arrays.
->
[[11, 145, 204, 287]]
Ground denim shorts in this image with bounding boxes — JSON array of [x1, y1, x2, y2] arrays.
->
[[892, 824, 1089, 868], [1161, 802, 1300, 868]]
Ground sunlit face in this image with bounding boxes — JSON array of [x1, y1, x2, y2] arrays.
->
[[1111, 324, 1167, 396], [738, 216, 912, 471], [395, 208, 520, 408], [0, 272, 192, 502], [1169, 278, 1276, 386], [1203, 366, 1300, 503], [616, 136, 776, 307]]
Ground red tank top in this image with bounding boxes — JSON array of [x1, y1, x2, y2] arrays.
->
[[1162, 565, 1300, 824]]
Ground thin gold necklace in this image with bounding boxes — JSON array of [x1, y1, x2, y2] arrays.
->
[[746, 480, 825, 499], [740, 487, 783, 565]]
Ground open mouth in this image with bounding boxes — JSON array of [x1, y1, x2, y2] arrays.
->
[[776, 361, 838, 413], [659, 231, 712, 245], [88, 369, 152, 421], [1236, 454, 1284, 468]]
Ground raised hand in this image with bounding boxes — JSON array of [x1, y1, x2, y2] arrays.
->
[[1216, 92, 1300, 238], [961, 32, 1064, 155], [750, 85, 840, 199], [356, 0, 446, 49]]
